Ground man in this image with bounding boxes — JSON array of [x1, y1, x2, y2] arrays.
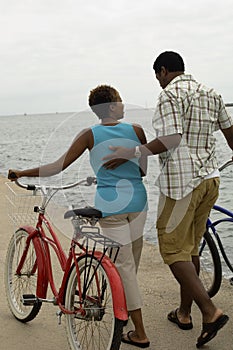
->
[[103, 51, 233, 347]]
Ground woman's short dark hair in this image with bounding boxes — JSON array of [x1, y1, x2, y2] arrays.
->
[[153, 51, 185, 73], [88, 85, 120, 118]]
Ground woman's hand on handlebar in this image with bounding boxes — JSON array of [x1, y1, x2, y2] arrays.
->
[[8, 169, 20, 181]]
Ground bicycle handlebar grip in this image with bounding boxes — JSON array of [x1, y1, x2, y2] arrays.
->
[[27, 185, 36, 191]]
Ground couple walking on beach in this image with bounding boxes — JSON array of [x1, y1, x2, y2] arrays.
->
[[9, 50, 233, 348]]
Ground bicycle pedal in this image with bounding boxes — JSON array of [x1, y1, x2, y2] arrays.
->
[[22, 294, 38, 306], [56, 310, 63, 325]]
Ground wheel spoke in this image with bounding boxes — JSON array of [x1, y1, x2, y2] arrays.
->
[[65, 256, 123, 350]]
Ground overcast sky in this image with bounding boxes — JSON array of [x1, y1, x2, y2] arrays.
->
[[1, 0, 233, 116]]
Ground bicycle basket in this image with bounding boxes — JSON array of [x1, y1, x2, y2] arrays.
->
[[6, 182, 42, 228]]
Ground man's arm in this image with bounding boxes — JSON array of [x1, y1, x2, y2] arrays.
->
[[133, 124, 148, 176], [139, 133, 182, 156], [221, 125, 233, 150], [103, 133, 181, 170]]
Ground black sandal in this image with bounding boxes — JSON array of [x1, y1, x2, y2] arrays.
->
[[167, 308, 193, 330], [121, 331, 150, 348], [196, 314, 229, 348]]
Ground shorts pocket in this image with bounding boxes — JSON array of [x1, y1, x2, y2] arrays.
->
[[157, 224, 179, 254]]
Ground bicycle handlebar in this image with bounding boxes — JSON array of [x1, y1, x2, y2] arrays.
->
[[218, 159, 233, 172], [11, 176, 97, 192]]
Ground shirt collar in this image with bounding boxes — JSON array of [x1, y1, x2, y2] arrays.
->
[[165, 74, 196, 89]]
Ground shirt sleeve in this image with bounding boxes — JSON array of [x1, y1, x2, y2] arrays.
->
[[152, 90, 183, 138]]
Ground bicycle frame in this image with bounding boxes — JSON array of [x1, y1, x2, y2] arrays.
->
[[207, 205, 233, 233], [203, 158, 233, 272], [17, 215, 68, 301], [206, 204, 233, 273], [198, 160, 233, 298]]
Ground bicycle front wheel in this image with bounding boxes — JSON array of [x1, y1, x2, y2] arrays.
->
[[4, 229, 42, 322], [199, 230, 222, 298], [65, 256, 124, 350]]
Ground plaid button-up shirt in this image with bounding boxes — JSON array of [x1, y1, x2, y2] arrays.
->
[[153, 74, 233, 199]]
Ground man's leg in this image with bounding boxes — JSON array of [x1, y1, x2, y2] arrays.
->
[[178, 178, 220, 322], [177, 256, 200, 322], [158, 179, 228, 345], [157, 191, 195, 323], [169, 260, 223, 324]]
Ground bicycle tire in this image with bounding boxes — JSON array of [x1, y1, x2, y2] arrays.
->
[[65, 255, 124, 350], [199, 230, 222, 298], [4, 229, 42, 322]]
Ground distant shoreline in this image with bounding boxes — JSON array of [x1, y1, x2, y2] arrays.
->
[[0, 111, 76, 118]]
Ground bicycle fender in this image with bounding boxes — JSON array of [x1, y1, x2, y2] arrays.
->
[[21, 225, 49, 298], [94, 252, 128, 321]]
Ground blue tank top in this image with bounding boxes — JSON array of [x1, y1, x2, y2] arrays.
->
[[89, 122, 148, 217]]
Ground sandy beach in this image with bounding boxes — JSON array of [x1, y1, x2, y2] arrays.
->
[[0, 175, 232, 350]]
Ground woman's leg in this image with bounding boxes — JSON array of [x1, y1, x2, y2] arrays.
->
[[100, 212, 149, 344]]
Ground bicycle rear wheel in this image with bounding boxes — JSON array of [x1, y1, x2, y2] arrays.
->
[[199, 230, 222, 298], [65, 256, 124, 350], [4, 229, 42, 322]]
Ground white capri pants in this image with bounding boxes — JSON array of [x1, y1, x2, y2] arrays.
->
[[99, 211, 147, 311]]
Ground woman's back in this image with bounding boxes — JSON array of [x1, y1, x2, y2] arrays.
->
[[89, 122, 148, 216]]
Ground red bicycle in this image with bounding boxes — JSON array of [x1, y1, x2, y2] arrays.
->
[[5, 177, 127, 350]]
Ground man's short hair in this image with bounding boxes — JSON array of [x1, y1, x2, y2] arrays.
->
[[153, 51, 185, 73], [88, 85, 120, 118]]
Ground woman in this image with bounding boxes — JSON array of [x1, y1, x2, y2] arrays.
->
[[9, 85, 150, 348]]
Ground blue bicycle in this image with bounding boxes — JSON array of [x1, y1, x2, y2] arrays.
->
[[199, 160, 233, 297]]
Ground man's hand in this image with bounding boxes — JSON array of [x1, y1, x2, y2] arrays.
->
[[102, 146, 135, 169], [103, 158, 129, 170]]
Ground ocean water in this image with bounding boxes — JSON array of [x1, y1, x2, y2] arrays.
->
[[1, 108, 233, 276]]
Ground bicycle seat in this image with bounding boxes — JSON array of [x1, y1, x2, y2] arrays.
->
[[64, 207, 103, 219]]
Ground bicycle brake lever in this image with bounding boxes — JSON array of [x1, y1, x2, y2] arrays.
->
[[56, 310, 63, 325], [86, 177, 96, 186]]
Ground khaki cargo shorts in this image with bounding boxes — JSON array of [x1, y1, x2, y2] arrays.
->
[[157, 178, 220, 265]]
